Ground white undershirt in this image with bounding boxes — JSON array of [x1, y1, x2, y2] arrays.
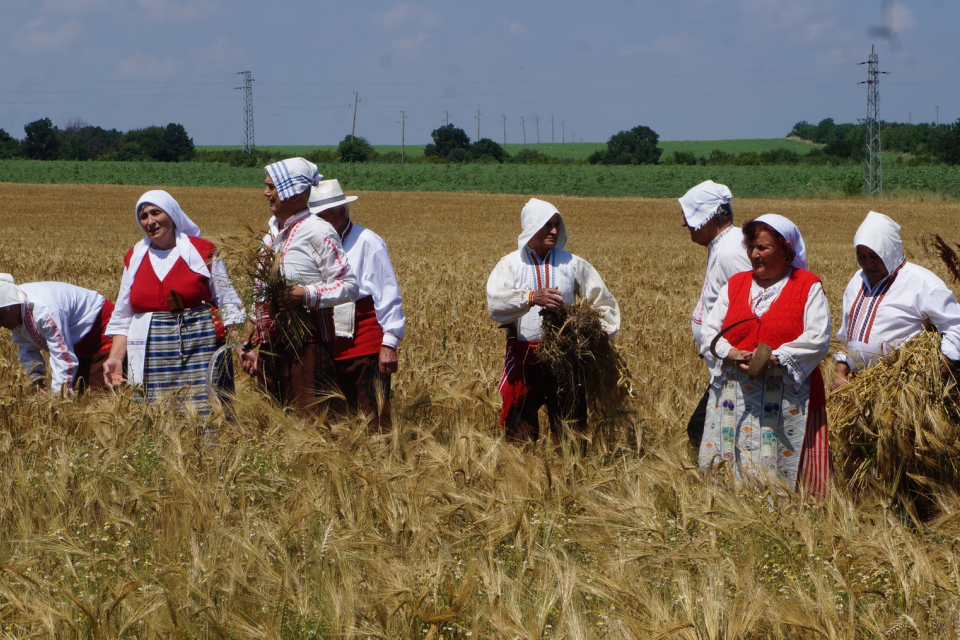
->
[[148, 245, 180, 281]]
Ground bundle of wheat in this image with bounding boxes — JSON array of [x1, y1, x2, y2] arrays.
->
[[537, 299, 637, 447], [830, 331, 960, 517], [222, 228, 314, 355]]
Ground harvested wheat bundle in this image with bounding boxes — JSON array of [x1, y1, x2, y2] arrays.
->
[[830, 330, 960, 514], [222, 227, 314, 355], [537, 299, 636, 434]]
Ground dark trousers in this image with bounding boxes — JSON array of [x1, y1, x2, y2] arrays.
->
[[332, 353, 392, 431], [687, 387, 710, 450], [258, 341, 336, 416], [502, 362, 587, 443], [74, 351, 111, 393]]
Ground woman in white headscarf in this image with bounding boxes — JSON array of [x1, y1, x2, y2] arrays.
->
[[486, 197, 620, 442], [699, 214, 832, 498], [103, 190, 246, 409], [832, 211, 960, 389]]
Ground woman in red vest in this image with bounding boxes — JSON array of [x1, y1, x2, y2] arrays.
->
[[699, 214, 832, 498], [103, 190, 246, 411]]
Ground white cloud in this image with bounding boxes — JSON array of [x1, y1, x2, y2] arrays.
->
[[136, 0, 219, 22], [392, 33, 429, 51], [11, 18, 83, 51], [883, 3, 916, 33], [114, 53, 178, 79], [40, 0, 116, 11], [504, 20, 528, 36], [372, 3, 440, 30], [193, 36, 241, 65]]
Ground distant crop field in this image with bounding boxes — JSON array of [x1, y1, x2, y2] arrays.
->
[[5, 159, 960, 199], [198, 138, 813, 160]]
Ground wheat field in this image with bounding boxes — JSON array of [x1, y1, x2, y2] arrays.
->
[[1, 182, 960, 638]]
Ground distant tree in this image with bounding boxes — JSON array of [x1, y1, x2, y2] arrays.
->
[[936, 119, 960, 165], [424, 124, 470, 159], [671, 150, 698, 165], [468, 138, 506, 163], [0, 128, 19, 159], [588, 125, 661, 165], [337, 135, 377, 162], [162, 123, 195, 161], [21, 118, 62, 160], [122, 123, 194, 162]]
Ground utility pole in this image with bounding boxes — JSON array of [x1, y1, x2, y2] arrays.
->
[[476, 109, 481, 140], [859, 45, 888, 195], [235, 71, 255, 154], [445, 110, 449, 126], [520, 117, 527, 148], [936, 105, 940, 125], [909, 111, 912, 124], [351, 91, 359, 141], [401, 111, 406, 164], [535, 116, 540, 149], [502, 115, 507, 148], [551, 116, 555, 144], [561, 120, 565, 144]]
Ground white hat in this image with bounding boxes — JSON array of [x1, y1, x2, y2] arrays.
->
[[308, 179, 358, 215], [853, 211, 905, 274], [679, 180, 734, 230]]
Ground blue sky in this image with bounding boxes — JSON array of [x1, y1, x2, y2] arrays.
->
[[0, 0, 956, 146]]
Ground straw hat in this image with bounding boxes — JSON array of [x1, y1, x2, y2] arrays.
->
[[308, 179, 358, 215]]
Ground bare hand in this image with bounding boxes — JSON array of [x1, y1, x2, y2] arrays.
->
[[238, 350, 261, 376], [379, 346, 398, 375], [831, 362, 850, 391], [724, 348, 751, 366], [530, 287, 564, 310], [274, 285, 305, 311], [103, 358, 125, 388], [942, 355, 958, 380], [739, 352, 779, 374]]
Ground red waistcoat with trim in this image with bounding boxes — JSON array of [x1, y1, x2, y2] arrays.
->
[[721, 268, 821, 351], [125, 237, 225, 339]]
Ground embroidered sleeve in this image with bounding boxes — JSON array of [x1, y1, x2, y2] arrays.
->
[[301, 230, 359, 309], [920, 277, 960, 362], [701, 284, 732, 381], [773, 282, 832, 387], [208, 256, 247, 326], [37, 312, 79, 394], [573, 257, 620, 339], [486, 256, 531, 324]]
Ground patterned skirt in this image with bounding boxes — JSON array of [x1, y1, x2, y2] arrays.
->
[[699, 366, 830, 498], [143, 307, 233, 411]]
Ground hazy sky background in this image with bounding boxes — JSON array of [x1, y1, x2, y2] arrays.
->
[[1, 0, 957, 146]]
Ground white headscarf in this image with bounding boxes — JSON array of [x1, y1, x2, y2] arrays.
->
[[265, 158, 321, 201], [126, 190, 210, 284], [517, 198, 568, 252], [679, 180, 734, 230], [755, 213, 807, 270], [853, 211, 905, 274], [0, 273, 23, 309]]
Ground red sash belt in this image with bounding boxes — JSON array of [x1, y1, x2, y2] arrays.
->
[[335, 296, 384, 360]]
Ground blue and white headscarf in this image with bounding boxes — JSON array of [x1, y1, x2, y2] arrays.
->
[[265, 158, 321, 201]]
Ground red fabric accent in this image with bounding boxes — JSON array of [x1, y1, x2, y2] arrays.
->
[[126, 237, 224, 340], [254, 305, 333, 346], [797, 367, 831, 500], [498, 340, 542, 427], [721, 269, 822, 351], [335, 296, 384, 360], [73, 299, 114, 358]]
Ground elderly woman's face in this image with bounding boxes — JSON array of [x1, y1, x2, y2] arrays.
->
[[138, 203, 176, 248], [856, 244, 889, 286], [746, 229, 791, 283], [527, 213, 561, 257]]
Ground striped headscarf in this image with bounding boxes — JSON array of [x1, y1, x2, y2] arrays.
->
[[265, 158, 322, 201]]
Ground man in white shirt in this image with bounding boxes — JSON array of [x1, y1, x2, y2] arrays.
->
[[307, 179, 405, 430], [679, 180, 751, 450], [240, 158, 359, 415], [0, 275, 115, 394], [833, 211, 960, 389]]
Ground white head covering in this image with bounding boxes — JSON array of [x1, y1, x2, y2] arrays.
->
[[126, 190, 211, 285], [678, 180, 734, 230], [0, 273, 23, 309], [853, 211, 904, 274], [265, 158, 322, 201], [754, 213, 807, 270], [518, 198, 568, 252]]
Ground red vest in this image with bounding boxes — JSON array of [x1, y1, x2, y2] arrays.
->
[[335, 296, 384, 360], [722, 268, 826, 408], [722, 269, 821, 351], [125, 237, 225, 340]]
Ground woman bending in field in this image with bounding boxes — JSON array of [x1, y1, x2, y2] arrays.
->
[[831, 211, 960, 389], [103, 190, 245, 411], [486, 198, 620, 443], [699, 215, 831, 498]]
